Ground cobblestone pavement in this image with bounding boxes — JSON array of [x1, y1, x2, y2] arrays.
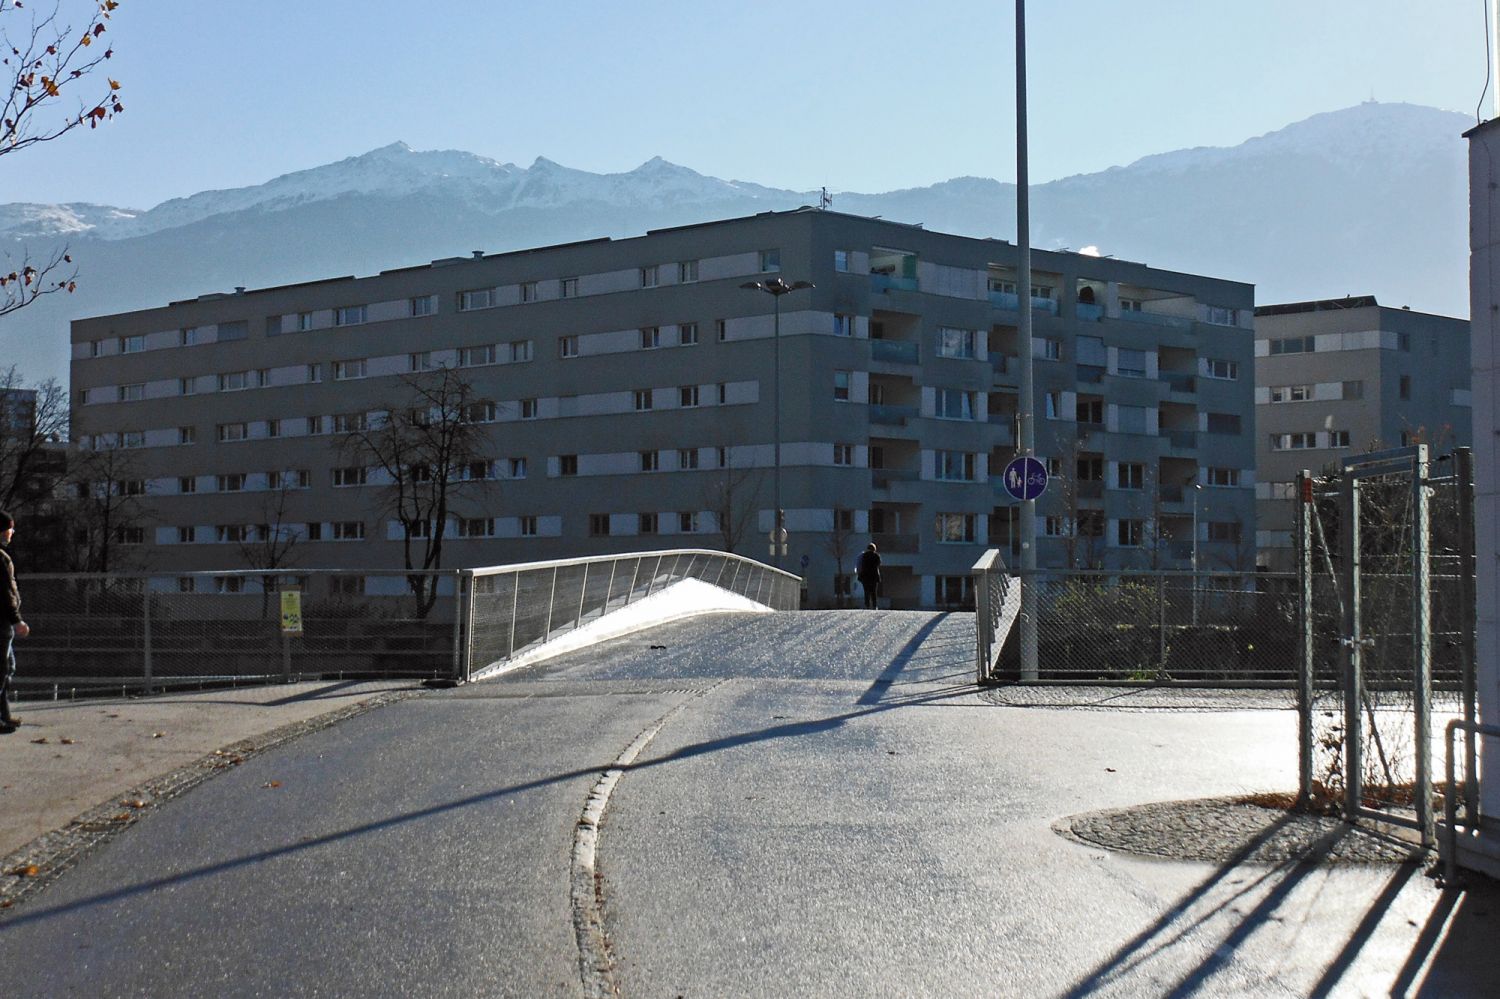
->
[[1058, 797, 1425, 865]]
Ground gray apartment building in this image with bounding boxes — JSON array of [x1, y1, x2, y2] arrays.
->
[[1253, 295, 1471, 571], [69, 209, 1257, 607]]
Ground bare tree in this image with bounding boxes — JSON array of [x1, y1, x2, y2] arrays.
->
[[822, 507, 858, 608], [340, 367, 490, 617], [238, 472, 303, 616], [705, 459, 762, 555], [0, 367, 67, 511], [63, 439, 149, 572], [0, 0, 125, 317]]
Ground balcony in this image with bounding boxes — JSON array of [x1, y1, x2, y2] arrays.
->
[[1120, 310, 1194, 331], [871, 532, 920, 554], [871, 273, 918, 293], [1161, 484, 1185, 503], [1166, 429, 1198, 450], [1160, 371, 1196, 394], [871, 468, 918, 489], [1077, 364, 1105, 384], [1075, 303, 1104, 322], [1078, 480, 1105, 500], [870, 404, 919, 426], [988, 291, 1059, 316], [870, 339, 919, 365]]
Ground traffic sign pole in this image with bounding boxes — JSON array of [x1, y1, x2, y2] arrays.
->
[[1015, 0, 1039, 682]]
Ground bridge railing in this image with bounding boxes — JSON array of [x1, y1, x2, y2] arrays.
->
[[460, 549, 801, 680], [972, 550, 1021, 683]]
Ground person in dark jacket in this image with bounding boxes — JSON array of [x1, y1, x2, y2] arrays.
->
[[0, 510, 30, 734], [855, 542, 882, 610]]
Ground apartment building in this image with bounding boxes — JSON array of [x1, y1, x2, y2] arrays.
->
[[69, 209, 1257, 607], [1253, 296, 1471, 571]]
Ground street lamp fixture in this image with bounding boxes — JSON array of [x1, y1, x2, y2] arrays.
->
[[741, 277, 815, 566]]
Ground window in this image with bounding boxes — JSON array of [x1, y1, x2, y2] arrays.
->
[[219, 371, 249, 392], [834, 444, 856, 467], [519, 516, 539, 537], [1117, 519, 1143, 547], [1077, 511, 1105, 539], [1120, 297, 1142, 312], [936, 389, 977, 420], [268, 470, 310, 490], [935, 327, 975, 359], [1206, 412, 1241, 435], [306, 363, 322, 383], [464, 401, 497, 423], [1044, 392, 1063, 420], [679, 385, 700, 408], [332, 521, 365, 541], [1115, 463, 1144, 490], [332, 466, 367, 487], [333, 359, 367, 381], [409, 352, 432, 372], [1044, 516, 1072, 537], [216, 524, 250, 544], [459, 344, 498, 367], [1330, 430, 1351, 448], [457, 517, 495, 538], [1207, 467, 1241, 487], [833, 314, 854, 337], [410, 295, 436, 317], [640, 326, 661, 349], [329, 575, 365, 596], [679, 511, 700, 533], [834, 249, 851, 273], [178, 426, 197, 445], [1208, 521, 1242, 543], [834, 371, 851, 402], [716, 447, 728, 468], [179, 476, 197, 494], [834, 508, 855, 531], [633, 389, 653, 411], [559, 335, 579, 358], [1204, 358, 1238, 380], [118, 430, 146, 448], [1076, 456, 1104, 482], [119, 334, 145, 354], [117, 383, 144, 402], [935, 450, 974, 481], [640, 450, 660, 472], [216, 474, 246, 492], [1116, 404, 1149, 435], [460, 460, 493, 482], [1398, 331, 1411, 352], [519, 281, 537, 303], [936, 576, 973, 607], [679, 322, 699, 346], [759, 249, 781, 273], [679, 260, 699, 283], [716, 319, 728, 342], [1042, 338, 1062, 361], [180, 327, 200, 346], [1046, 457, 1063, 478], [934, 513, 976, 543], [334, 305, 366, 326], [560, 277, 578, 298], [460, 288, 495, 311], [332, 412, 368, 434], [1076, 398, 1104, 425], [177, 527, 196, 544], [638, 513, 659, 535], [304, 522, 323, 541], [1205, 306, 1236, 326], [1269, 336, 1314, 355], [1270, 384, 1312, 403], [717, 382, 728, 405], [306, 415, 324, 435], [519, 398, 538, 420], [1117, 349, 1148, 378], [1270, 432, 1318, 451], [507, 340, 533, 363], [1343, 380, 1364, 400], [218, 422, 248, 442], [508, 458, 527, 479], [639, 265, 659, 289], [559, 454, 578, 476], [678, 448, 699, 470], [589, 513, 611, 536], [212, 576, 248, 596], [1399, 374, 1412, 400]]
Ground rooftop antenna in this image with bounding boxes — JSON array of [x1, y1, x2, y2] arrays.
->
[[819, 186, 833, 210]]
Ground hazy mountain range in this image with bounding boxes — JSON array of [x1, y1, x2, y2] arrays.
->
[[0, 100, 1471, 389]]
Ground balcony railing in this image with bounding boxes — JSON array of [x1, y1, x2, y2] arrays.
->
[[1075, 302, 1104, 321], [1166, 429, 1198, 450], [1120, 309, 1194, 330], [870, 339, 919, 364], [1078, 480, 1105, 499], [871, 532, 920, 554], [871, 468, 919, 488], [870, 404, 919, 426], [1077, 364, 1105, 384], [1160, 370, 1196, 394], [988, 291, 1059, 315], [871, 273, 918, 293]]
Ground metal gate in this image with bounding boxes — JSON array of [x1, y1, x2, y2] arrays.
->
[[1297, 445, 1475, 847]]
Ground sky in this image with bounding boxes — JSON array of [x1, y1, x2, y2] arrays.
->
[[1, 0, 1489, 209]]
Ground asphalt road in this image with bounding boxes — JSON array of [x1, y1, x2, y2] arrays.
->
[[0, 610, 1494, 997]]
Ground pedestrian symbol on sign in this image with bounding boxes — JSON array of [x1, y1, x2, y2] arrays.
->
[[1002, 456, 1049, 501]]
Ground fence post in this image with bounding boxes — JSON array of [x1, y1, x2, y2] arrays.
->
[[1457, 447, 1479, 825], [142, 587, 153, 693], [1297, 469, 1314, 804], [1412, 444, 1434, 847], [645, 555, 663, 598], [975, 563, 991, 685], [464, 572, 477, 682], [544, 566, 559, 639], [605, 559, 618, 611], [1342, 474, 1364, 821], [450, 571, 465, 682], [508, 570, 520, 659], [576, 563, 589, 630], [1156, 575, 1166, 677]]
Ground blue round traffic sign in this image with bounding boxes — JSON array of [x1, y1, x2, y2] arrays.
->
[[1002, 456, 1048, 501]]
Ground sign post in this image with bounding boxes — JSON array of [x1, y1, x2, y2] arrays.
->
[[279, 588, 303, 682]]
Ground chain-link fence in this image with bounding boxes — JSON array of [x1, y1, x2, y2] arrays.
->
[[464, 549, 801, 679], [986, 569, 1298, 683], [16, 550, 802, 696]]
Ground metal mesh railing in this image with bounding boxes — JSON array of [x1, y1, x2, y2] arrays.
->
[[16, 571, 464, 695], [990, 569, 1299, 683], [462, 549, 801, 678]]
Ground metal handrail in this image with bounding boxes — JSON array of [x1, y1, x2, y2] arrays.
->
[[1444, 719, 1500, 882]]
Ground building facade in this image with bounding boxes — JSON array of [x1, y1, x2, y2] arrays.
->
[[69, 210, 1256, 607], [1253, 296, 1471, 572]]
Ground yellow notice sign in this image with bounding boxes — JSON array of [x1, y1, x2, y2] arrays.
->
[[279, 589, 304, 635]]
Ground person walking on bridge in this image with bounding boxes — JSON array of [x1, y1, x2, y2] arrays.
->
[[0, 510, 29, 734], [856, 542, 881, 610]]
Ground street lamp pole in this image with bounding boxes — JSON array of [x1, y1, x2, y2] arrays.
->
[[742, 277, 814, 569], [1191, 481, 1203, 625]]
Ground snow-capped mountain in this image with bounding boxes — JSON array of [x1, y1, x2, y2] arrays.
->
[[0, 101, 1472, 389]]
